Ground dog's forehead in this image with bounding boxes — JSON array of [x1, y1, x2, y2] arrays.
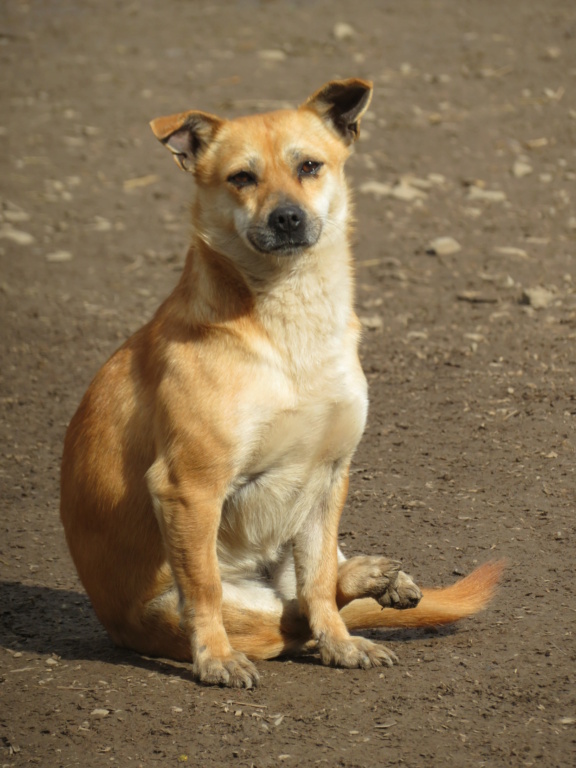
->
[[213, 108, 347, 166]]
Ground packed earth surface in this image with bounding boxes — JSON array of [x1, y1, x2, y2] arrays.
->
[[1, 1, 575, 766]]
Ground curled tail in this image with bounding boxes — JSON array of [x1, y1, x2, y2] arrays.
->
[[341, 560, 506, 631]]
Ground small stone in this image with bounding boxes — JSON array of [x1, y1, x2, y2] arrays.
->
[[525, 137, 548, 150], [463, 207, 482, 219], [524, 237, 549, 245], [1, 201, 30, 223], [333, 22, 355, 41], [467, 187, 506, 203], [258, 49, 286, 62], [92, 217, 112, 232], [359, 315, 383, 331], [46, 250, 73, 262], [358, 181, 392, 198], [0, 226, 35, 245], [494, 246, 529, 260], [90, 709, 109, 718], [123, 174, 159, 191], [465, 333, 486, 344], [428, 173, 446, 186], [544, 87, 564, 101], [426, 236, 461, 256], [521, 286, 555, 309], [45, 657, 58, 666], [567, 217, 576, 231], [405, 176, 432, 190], [512, 160, 533, 178], [543, 46, 562, 60], [539, 173, 553, 183], [391, 180, 427, 201], [63, 136, 85, 148]]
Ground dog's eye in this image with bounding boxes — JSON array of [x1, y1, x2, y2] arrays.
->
[[299, 160, 323, 177], [227, 170, 257, 188]]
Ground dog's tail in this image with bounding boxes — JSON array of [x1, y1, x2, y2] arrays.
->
[[341, 560, 505, 630], [226, 560, 505, 659]]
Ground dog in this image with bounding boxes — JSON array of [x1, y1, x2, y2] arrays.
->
[[60, 79, 503, 688]]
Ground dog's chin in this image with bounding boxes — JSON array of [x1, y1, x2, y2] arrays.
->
[[246, 234, 321, 258]]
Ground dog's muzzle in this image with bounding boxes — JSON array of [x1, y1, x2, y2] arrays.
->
[[247, 204, 322, 255]]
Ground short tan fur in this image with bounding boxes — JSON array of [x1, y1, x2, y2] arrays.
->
[[60, 80, 504, 688]]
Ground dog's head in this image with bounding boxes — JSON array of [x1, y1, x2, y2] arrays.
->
[[150, 79, 372, 267]]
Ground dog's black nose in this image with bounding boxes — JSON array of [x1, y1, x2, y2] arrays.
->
[[268, 205, 306, 237]]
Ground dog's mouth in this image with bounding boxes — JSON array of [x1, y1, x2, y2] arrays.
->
[[247, 236, 319, 256], [246, 204, 323, 256]]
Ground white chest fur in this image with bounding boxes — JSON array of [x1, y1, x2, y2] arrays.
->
[[217, 258, 367, 572]]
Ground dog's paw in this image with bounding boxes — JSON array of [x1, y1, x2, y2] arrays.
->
[[318, 633, 398, 669], [376, 568, 422, 610], [338, 555, 422, 609], [193, 650, 260, 689]]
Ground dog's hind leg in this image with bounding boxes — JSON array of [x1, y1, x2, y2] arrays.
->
[[113, 579, 312, 666], [336, 555, 422, 610]]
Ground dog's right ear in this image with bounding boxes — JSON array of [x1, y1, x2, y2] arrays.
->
[[302, 79, 373, 145], [150, 111, 223, 172]]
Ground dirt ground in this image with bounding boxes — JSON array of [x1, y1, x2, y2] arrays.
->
[[1, 0, 575, 765]]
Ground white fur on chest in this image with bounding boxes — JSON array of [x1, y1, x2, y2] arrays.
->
[[218, 319, 367, 573]]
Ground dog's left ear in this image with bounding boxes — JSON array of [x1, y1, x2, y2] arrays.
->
[[302, 78, 373, 145], [150, 110, 223, 172]]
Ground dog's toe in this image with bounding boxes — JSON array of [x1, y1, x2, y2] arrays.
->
[[194, 651, 260, 689], [377, 570, 422, 610], [318, 634, 398, 669]]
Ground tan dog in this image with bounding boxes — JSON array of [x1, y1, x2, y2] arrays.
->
[[60, 79, 503, 688]]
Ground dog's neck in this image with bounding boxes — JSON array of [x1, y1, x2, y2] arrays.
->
[[168, 236, 357, 369]]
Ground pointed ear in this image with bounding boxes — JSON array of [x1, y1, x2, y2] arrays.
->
[[149, 110, 223, 172], [301, 78, 373, 145]]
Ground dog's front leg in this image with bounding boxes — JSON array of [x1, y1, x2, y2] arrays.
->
[[293, 463, 397, 669], [147, 458, 259, 688]]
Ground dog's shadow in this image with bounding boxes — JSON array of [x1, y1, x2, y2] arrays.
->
[[0, 580, 188, 679], [0, 580, 456, 679]]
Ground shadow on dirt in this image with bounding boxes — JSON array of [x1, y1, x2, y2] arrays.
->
[[0, 581, 193, 680]]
